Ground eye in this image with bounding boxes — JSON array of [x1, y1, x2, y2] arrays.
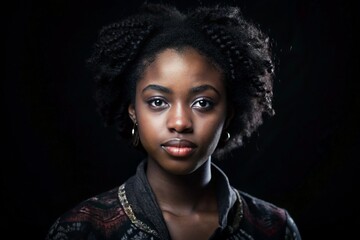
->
[[192, 98, 214, 111], [147, 98, 168, 109]]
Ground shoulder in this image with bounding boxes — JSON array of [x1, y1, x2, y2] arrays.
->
[[46, 187, 130, 240], [236, 190, 301, 239], [239, 191, 286, 222]]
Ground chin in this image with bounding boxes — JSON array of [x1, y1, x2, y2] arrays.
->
[[161, 158, 207, 176]]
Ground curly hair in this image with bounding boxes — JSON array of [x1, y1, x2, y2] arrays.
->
[[87, 3, 275, 159]]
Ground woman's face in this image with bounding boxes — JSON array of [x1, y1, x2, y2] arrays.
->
[[129, 48, 228, 175]]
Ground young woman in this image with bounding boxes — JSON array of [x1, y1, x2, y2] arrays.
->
[[46, 3, 301, 240]]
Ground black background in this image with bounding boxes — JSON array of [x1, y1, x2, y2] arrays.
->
[[4, 0, 358, 239]]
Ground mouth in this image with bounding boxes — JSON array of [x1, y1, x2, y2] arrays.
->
[[161, 138, 197, 158]]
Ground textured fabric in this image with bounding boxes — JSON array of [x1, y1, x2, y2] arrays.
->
[[46, 161, 301, 240]]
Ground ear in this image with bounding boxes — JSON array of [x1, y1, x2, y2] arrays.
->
[[128, 103, 137, 124], [224, 106, 234, 129]]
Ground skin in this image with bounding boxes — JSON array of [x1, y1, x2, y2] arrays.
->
[[128, 47, 229, 240]]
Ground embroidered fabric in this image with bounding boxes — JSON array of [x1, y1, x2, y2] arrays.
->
[[46, 160, 301, 240]]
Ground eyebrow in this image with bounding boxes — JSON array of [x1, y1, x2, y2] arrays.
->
[[190, 84, 221, 96], [142, 84, 173, 94], [142, 84, 220, 96]]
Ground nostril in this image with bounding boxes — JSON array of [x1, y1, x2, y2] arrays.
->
[[168, 117, 193, 133]]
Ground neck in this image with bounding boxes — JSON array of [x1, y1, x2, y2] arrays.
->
[[146, 158, 217, 216]]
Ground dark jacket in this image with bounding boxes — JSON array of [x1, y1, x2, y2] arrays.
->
[[46, 161, 301, 240]]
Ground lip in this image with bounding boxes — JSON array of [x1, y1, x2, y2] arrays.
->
[[161, 138, 197, 158]]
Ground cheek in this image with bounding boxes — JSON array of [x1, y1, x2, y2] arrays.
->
[[197, 114, 225, 144], [135, 106, 166, 146], [139, 117, 162, 135]]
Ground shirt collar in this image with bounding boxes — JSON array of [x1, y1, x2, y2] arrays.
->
[[119, 160, 242, 239]]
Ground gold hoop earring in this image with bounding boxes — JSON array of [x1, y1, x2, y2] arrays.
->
[[223, 131, 230, 142], [131, 122, 139, 147]]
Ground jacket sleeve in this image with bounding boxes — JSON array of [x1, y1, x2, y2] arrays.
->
[[45, 217, 95, 240], [284, 211, 302, 240]]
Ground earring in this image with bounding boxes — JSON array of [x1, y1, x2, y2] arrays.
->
[[222, 131, 230, 142], [131, 122, 139, 147]]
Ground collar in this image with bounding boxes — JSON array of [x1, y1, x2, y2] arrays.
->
[[118, 160, 243, 239]]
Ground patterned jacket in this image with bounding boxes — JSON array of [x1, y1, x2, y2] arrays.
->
[[46, 161, 301, 240]]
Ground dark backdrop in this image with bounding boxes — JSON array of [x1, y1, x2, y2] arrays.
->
[[4, 0, 358, 239]]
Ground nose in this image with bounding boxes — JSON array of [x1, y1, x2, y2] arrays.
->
[[167, 103, 193, 133]]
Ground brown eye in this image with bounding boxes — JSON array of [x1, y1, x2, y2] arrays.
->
[[198, 100, 208, 107], [153, 99, 163, 106], [147, 98, 168, 109], [192, 98, 214, 111]]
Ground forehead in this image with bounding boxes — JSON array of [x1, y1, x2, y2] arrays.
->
[[138, 48, 225, 90]]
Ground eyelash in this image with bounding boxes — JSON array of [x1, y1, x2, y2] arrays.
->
[[191, 98, 214, 111], [147, 97, 214, 111], [147, 98, 168, 109]]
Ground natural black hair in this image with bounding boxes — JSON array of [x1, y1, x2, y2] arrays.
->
[[87, 3, 275, 159]]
